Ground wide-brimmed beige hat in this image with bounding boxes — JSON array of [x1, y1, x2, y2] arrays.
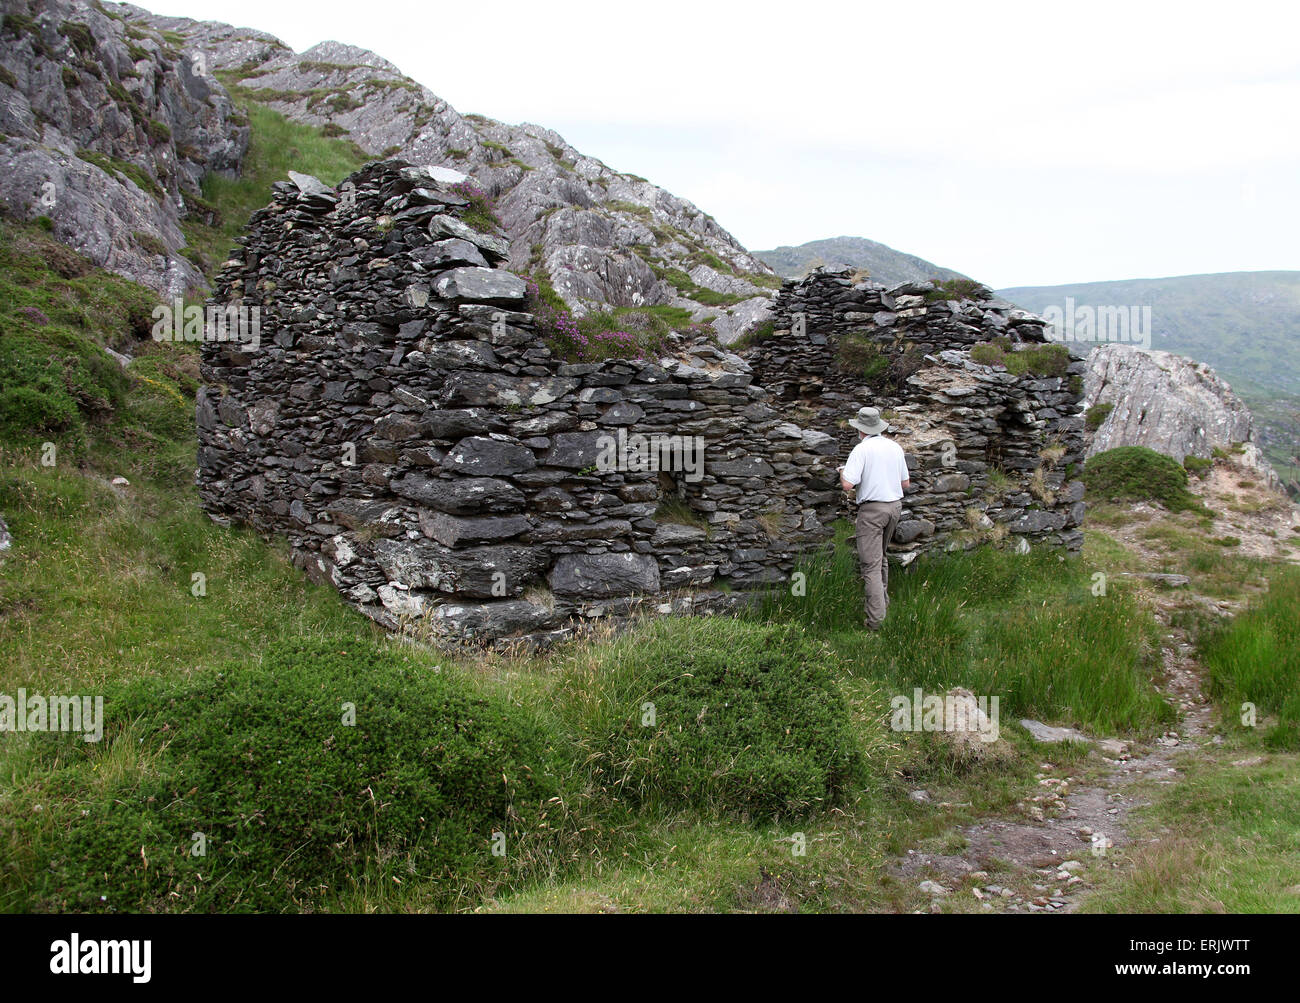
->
[[848, 406, 889, 436]]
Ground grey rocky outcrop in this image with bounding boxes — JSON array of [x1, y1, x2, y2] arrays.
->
[[197, 160, 838, 648], [1084, 344, 1281, 488], [0, 0, 248, 293], [743, 269, 1087, 559], [119, 3, 780, 336]]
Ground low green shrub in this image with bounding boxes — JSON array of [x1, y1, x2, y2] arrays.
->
[[923, 277, 986, 303], [836, 332, 890, 383], [970, 338, 1071, 377], [1085, 402, 1114, 430], [563, 619, 865, 820], [733, 319, 775, 350], [17, 638, 564, 912], [1083, 446, 1205, 514], [132, 230, 168, 257], [0, 331, 127, 443]]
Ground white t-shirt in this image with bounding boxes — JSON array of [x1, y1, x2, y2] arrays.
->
[[842, 435, 909, 504]]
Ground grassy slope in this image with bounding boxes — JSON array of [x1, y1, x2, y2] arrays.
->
[[2, 99, 1299, 913], [0, 208, 1179, 911]]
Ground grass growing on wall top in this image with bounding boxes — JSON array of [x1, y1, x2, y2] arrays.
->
[[181, 95, 369, 277]]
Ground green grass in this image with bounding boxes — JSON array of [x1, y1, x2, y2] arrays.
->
[[75, 149, 163, 201], [654, 495, 709, 532], [181, 95, 369, 278], [639, 255, 751, 309], [733, 319, 775, 350], [752, 523, 1172, 736], [1085, 402, 1113, 430], [969, 338, 1071, 378], [0, 218, 161, 448], [602, 199, 653, 220], [1201, 565, 1300, 749], [923, 277, 985, 303], [836, 331, 891, 384]]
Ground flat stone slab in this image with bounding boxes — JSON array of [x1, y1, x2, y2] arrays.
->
[[434, 267, 526, 304], [1120, 572, 1190, 587], [1020, 719, 1092, 744]]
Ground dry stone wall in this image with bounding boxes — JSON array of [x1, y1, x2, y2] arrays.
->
[[197, 160, 839, 647], [744, 270, 1087, 560]]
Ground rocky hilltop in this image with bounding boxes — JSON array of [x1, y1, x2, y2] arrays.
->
[[1084, 344, 1281, 489], [0, 0, 248, 293], [117, 1, 781, 342]]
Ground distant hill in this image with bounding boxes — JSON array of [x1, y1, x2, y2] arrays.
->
[[998, 272, 1300, 488], [754, 236, 969, 286]]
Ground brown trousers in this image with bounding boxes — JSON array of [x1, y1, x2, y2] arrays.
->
[[855, 500, 901, 629]]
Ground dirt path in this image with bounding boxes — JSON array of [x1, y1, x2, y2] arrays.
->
[[893, 589, 1223, 913], [891, 461, 1297, 913]]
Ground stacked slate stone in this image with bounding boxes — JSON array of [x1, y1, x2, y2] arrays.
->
[[744, 268, 1087, 560], [196, 161, 839, 647]]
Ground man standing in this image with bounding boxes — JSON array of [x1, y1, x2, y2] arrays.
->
[[839, 406, 910, 631]]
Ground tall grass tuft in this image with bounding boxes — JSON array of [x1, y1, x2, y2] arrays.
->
[[1201, 564, 1300, 749], [750, 526, 1172, 736]]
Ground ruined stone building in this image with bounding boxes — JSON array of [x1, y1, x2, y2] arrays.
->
[[197, 161, 1085, 646]]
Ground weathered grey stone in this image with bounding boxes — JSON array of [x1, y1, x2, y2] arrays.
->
[[422, 408, 505, 439], [434, 267, 527, 304], [442, 372, 579, 407], [373, 538, 546, 597], [390, 473, 525, 513], [894, 519, 935, 544], [651, 522, 708, 546], [1085, 344, 1280, 488], [932, 473, 971, 493], [710, 456, 774, 478], [429, 600, 553, 639], [1020, 720, 1091, 744], [1009, 510, 1067, 533], [411, 238, 488, 269], [546, 431, 608, 469], [418, 511, 531, 547], [548, 552, 660, 597], [443, 436, 536, 476]]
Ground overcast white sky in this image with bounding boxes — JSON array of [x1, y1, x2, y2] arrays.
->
[[145, 0, 1300, 287]]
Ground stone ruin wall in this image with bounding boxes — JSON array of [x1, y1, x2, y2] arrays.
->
[[196, 163, 1086, 648], [742, 270, 1087, 560], [196, 161, 843, 647]]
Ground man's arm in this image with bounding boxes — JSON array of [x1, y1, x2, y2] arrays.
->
[[840, 444, 864, 495]]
